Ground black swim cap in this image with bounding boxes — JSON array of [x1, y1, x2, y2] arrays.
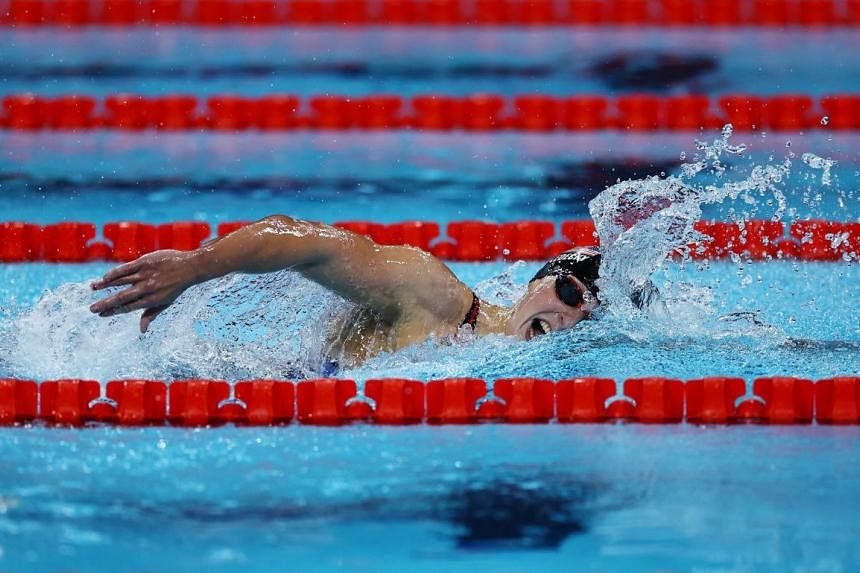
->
[[529, 247, 601, 296], [530, 246, 658, 309]]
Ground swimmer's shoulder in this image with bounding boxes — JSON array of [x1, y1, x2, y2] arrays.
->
[[378, 244, 474, 328]]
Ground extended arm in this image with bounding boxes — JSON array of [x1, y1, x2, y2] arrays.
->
[[90, 216, 472, 333]]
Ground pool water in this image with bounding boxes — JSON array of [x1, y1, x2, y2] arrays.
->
[[4, 29, 860, 96], [0, 225, 857, 573], [2, 424, 860, 573], [1, 260, 858, 383], [2, 131, 858, 224], [2, 21, 859, 573]]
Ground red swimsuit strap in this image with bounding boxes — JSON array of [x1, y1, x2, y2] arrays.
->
[[460, 292, 480, 329]]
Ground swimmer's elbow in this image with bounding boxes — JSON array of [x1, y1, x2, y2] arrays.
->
[[256, 214, 362, 269], [258, 214, 297, 229]]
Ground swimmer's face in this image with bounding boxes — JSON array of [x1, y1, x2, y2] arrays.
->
[[507, 276, 598, 341]]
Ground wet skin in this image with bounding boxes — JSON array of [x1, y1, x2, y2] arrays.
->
[[508, 275, 598, 341], [89, 216, 596, 364]]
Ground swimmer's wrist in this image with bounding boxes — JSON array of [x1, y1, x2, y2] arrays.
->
[[188, 247, 222, 284]]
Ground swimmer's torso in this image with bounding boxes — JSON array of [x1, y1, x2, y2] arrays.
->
[[323, 304, 463, 368]]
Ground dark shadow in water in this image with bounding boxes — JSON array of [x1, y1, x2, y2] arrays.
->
[[588, 51, 718, 91], [1, 160, 675, 197], [1, 155, 680, 197], [545, 158, 682, 198], [5, 474, 611, 552], [0, 62, 555, 81], [147, 475, 605, 549], [781, 339, 860, 351], [445, 479, 595, 549]]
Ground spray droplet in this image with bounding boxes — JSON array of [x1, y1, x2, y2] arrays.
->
[[801, 152, 836, 186], [785, 140, 791, 148], [679, 151, 686, 160], [820, 116, 829, 126]]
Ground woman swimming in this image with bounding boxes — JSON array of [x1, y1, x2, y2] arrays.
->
[[89, 215, 601, 367]]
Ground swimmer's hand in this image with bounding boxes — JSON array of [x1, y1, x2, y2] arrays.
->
[[90, 250, 199, 333]]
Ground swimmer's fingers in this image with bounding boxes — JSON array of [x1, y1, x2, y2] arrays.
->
[[92, 273, 143, 290], [140, 305, 168, 334], [91, 261, 143, 290], [89, 286, 145, 315], [102, 294, 163, 315]]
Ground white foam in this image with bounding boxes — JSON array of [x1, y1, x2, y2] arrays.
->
[[0, 271, 351, 381], [1, 128, 844, 382]]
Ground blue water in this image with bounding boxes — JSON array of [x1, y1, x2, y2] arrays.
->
[[2, 21, 860, 573], [2, 29, 860, 96], [1, 425, 860, 573], [1, 131, 858, 224], [0, 254, 858, 573], [1, 260, 858, 382]]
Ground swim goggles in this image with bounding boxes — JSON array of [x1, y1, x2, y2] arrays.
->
[[554, 275, 596, 310]]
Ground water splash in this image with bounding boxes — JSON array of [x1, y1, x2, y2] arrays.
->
[[0, 271, 352, 381], [801, 152, 835, 186], [589, 125, 789, 313]]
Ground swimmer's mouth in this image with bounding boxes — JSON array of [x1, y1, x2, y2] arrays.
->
[[530, 318, 551, 337]]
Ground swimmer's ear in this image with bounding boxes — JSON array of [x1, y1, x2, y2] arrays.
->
[[140, 305, 168, 334]]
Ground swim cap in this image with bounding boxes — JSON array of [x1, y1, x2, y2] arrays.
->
[[529, 247, 601, 296], [530, 246, 658, 309]]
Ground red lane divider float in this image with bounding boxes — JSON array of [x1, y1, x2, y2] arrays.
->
[[426, 377, 488, 423], [2, 0, 859, 27], [3, 94, 860, 132], [684, 376, 747, 423], [482, 377, 555, 422], [556, 377, 616, 422], [1, 376, 858, 426], [0, 219, 857, 264], [0, 378, 37, 425]]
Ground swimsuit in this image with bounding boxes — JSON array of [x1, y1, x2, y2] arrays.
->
[[461, 291, 480, 329]]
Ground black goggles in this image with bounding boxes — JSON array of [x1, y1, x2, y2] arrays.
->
[[554, 275, 591, 308]]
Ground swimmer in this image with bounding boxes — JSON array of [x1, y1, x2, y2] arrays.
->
[[89, 216, 601, 366]]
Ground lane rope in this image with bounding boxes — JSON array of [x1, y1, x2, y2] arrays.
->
[[0, 219, 857, 263], [2, 93, 860, 131], [1, 0, 859, 28], [1, 376, 858, 426]]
